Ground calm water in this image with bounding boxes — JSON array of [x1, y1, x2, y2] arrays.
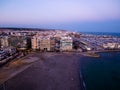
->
[[80, 52, 120, 90], [81, 32, 120, 37]]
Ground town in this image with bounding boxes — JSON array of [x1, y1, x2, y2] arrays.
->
[[0, 28, 120, 64]]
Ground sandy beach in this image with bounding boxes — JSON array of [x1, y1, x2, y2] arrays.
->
[[0, 52, 81, 90]]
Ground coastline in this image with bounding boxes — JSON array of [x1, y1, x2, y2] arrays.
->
[[79, 50, 120, 58], [94, 50, 120, 53], [1, 51, 120, 90]]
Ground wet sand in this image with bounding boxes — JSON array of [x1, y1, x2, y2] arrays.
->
[[0, 52, 81, 90]]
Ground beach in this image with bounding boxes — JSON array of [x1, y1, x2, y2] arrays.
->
[[0, 52, 81, 90]]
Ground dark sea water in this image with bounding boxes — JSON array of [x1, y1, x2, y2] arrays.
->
[[81, 32, 120, 37], [80, 52, 120, 90]]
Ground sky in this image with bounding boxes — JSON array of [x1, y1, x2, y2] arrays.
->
[[0, 0, 120, 32]]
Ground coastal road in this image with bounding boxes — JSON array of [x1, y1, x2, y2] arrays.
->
[[0, 52, 81, 90]]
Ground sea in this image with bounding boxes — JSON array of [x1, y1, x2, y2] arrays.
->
[[81, 32, 120, 37], [80, 32, 120, 90]]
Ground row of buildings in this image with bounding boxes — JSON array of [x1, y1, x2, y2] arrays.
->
[[32, 36, 72, 51], [0, 30, 74, 52], [1, 28, 120, 54], [0, 35, 30, 50], [80, 34, 120, 50], [103, 42, 120, 49]]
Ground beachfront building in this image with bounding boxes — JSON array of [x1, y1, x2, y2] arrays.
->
[[40, 37, 51, 51], [50, 37, 56, 51], [0, 35, 9, 48], [103, 42, 118, 49], [54, 37, 61, 51], [31, 36, 39, 50], [32, 35, 61, 52], [8, 36, 29, 50], [60, 36, 73, 51], [32, 35, 51, 51]]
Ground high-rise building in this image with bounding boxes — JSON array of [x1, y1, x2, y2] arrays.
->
[[60, 37, 73, 51], [0, 35, 9, 48]]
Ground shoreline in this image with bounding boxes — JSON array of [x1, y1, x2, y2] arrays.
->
[[94, 50, 120, 53], [0, 51, 120, 89], [79, 50, 120, 58]]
